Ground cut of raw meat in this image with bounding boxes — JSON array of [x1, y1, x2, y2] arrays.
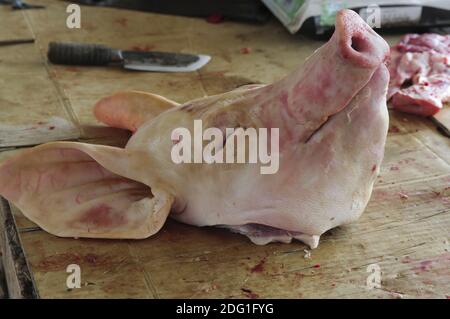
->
[[0, 10, 390, 248], [388, 33, 450, 116]]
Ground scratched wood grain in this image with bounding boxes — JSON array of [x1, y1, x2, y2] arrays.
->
[[0, 256, 6, 298], [0, 7, 80, 147], [0, 0, 448, 298]]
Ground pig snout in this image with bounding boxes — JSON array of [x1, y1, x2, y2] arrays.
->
[[335, 9, 389, 68]]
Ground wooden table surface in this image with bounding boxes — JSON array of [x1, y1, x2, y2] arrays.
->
[[0, 0, 449, 299]]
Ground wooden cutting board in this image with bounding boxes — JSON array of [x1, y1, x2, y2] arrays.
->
[[0, 0, 449, 298]]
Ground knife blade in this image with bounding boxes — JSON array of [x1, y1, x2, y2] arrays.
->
[[47, 42, 211, 72]]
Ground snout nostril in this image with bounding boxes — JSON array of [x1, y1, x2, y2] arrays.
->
[[336, 9, 388, 68], [350, 36, 368, 53]]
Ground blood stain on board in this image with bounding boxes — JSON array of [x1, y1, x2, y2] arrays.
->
[[250, 257, 267, 273], [401, 256, 413, 264], [241, 288, 259, 299], [84, 253, 98, 264], [432, 191, 441, 197], [388, 126, 400, 133], [371, 189, 390, 200], [206, 13, 223, 24], [65, 66, 79, 73], [413, 260, 434, 273], [398, 158, 415, 165], [34, 253, 113, 272], [83, 23, 97, 32], [114, 17, 128, 27], [408, 253, 450, 275], [398, 192, 409, 199]]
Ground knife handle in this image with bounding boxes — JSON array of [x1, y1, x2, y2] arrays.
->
[[47, 42, 120, 66]]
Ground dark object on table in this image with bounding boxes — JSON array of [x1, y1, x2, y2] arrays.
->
[[432, 109, 450, 138], [429, 26, 450, 35], [48, 42, 211, 72], [0, 197, 39, 298], [0, 39, 34, 46], [67, 0, 271, 23], [0, 0, 45, 9], [276, 3, 450, 38]]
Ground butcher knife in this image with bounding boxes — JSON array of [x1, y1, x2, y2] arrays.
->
[[47, 42, 211, 72], [432, 108, 450, 138]]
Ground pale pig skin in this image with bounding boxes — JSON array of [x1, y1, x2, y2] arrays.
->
[[0, 10, 389, 248]]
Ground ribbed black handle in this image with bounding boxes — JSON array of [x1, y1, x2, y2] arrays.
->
[[47, 42, 115, 66]]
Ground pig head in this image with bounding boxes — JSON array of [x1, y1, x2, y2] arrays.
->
[[0, 10, 389, 248]]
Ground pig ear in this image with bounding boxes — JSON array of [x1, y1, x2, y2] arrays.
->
[[0, 141, 174, 239], [94, 90, 179, 132]]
